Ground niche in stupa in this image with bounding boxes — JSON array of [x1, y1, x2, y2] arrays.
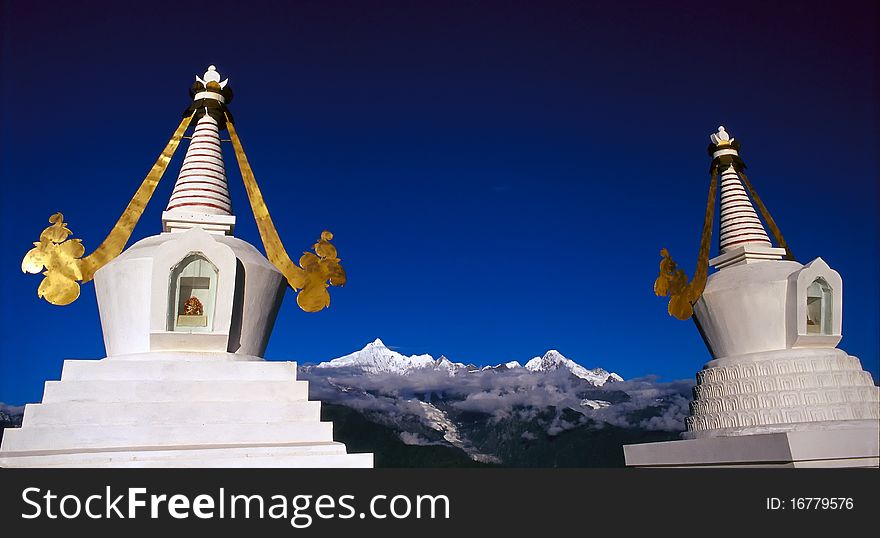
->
[[168, 252, 218, 332]]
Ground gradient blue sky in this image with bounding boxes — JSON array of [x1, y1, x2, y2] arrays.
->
[[1, 0, 877, 405]]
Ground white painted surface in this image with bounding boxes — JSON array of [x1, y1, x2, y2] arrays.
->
[[193, 90, 225, 102], [40, 379, 310, 403], [0, 356, 373, 468], [624, 426, 879, 467], [709, 125, 732, 148], [163, 105, 234, 234], [23, 400, 322, 426], [147, 228, 238, 343], [685, 347, 878, 437], [694, 259, 802, 358], [695, 257, 846, 359], [60, 357, 298, 380], [709, 244, 785, 270], [689, 257, 877, 441], [161, 212, 235, 235], [196, 65, 226, 87], [95, 228, 286, 357], [717, 164, 772, 253], [1, 421, 334, 452], [101, 350, 264, 362], [787, 257, 843, 348], [0, 445, 372, 468]]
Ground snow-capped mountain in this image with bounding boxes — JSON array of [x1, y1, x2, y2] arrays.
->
[[315, 338, 469, 376], [525, 350, 623, 386], [314, 339, 621, 385]]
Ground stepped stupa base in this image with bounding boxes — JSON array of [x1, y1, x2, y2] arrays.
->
[[624, 424, 879, 468], [626, 346, 880, 468], [0, 353, 372, 468]]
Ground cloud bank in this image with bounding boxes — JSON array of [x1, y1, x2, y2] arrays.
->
[[300, 366, 693, 436]]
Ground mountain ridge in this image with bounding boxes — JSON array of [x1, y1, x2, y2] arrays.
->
[[312, 339, 622, 386]]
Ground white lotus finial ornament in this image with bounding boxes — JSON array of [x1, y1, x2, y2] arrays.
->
[[196, 65, 228, 88], [710, 125, 732, 146]]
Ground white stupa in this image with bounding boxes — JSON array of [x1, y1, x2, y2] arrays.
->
[[625, 126, 879, 467], [0, 67, 372, 468]]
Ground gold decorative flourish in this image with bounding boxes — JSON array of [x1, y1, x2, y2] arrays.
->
[[21, 213, 85, 305], [294, 231, 347, 312], [654, 248, 690, 318], [225, 114, 345, 312], [654, 168, 718, 320]]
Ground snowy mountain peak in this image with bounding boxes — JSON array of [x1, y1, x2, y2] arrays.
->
[[524, 349, 570, 371], [542, 350, 566, 362], [433, 355, 468, 376], [317, 339, 436, 375], [525, 350, 622, 386]]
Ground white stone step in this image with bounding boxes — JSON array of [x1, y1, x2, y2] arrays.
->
[[1, 421, 334, 452], [41, 379, 309, 403], [98, 453, 374, 468], [0, 444, 372, 468], [22, 400, 322, 426], [59, 359, 299, 382]]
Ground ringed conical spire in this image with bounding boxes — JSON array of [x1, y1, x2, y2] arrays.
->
[[711, 126, 772, 252], [707, 126, 786, 270], [162, 66, 236, 235]]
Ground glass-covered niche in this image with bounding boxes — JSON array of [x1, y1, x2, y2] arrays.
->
[[168, 253, 219, 332], [806, 277, 832, 335]]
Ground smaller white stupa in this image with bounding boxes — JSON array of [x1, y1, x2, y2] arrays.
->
[[0, 67, 372, 467], [625, 126, 879, 467]]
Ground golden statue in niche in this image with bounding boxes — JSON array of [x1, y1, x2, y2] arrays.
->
[[183, 296, 204, 316]]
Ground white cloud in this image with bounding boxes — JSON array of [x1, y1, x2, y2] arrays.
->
[[301, 367, 693, 436]]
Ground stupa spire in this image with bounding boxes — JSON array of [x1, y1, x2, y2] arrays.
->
[[711, 126, 772, 252], [717, 161, 772, 252], [707, 126, 786, 270], [162, 65, 236, 235]]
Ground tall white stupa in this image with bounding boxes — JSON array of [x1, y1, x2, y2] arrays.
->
[[625, 126, 879, 468], [1, 66, 373, 467]]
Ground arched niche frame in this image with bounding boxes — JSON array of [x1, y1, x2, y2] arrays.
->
[[148, 227, 238, 352], [167, 253, 219, 332], [786, 257, 843, 349]]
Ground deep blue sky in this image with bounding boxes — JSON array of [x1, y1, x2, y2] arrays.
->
[[1, 0, 877, 405]]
